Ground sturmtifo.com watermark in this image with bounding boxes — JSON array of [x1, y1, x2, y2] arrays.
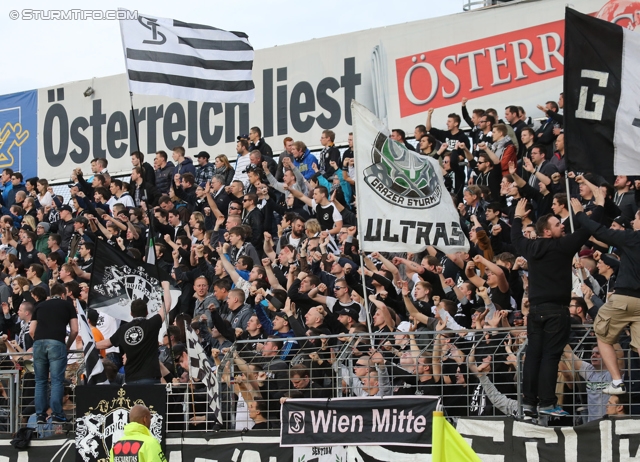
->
[[9, 9, 138, 20]]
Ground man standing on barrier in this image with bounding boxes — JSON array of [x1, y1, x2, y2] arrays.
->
[[511, 198, 590, 417], [572, 198, 640, 395], [96, 281, 171, 385], [30, 283, 78, 424]]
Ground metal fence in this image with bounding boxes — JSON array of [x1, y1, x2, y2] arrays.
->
[[5, 325, 640, 434]]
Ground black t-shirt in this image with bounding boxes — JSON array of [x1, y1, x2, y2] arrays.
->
[[17, 244, 39, 267], [32, 297, 77, 343], [110, 314, 162, 382], [313, 201, 341, 232], [488, 285, 512, 311]]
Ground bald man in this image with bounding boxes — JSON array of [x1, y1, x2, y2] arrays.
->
[[110, 405, 166, 462]]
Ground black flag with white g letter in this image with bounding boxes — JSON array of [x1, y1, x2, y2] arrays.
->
[[564, 7, 640, 181]]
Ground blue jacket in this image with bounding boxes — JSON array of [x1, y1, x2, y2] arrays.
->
[[0, 181, 13, 205], [254, 302, 298, 360], [293, 149, 317, 180], [5, 183, 25, 207], [173, 157, 196, 177]]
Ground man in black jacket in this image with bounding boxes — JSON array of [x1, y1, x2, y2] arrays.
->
[[54, 205, 75, 254], [154, 151, 174, 195], [426, 108, 470, 158], [248, 126, 273, 159], [241, 193, 264, 253], [129, 167, 160, 207], [130, 151, 156, 186], [318, 129, 341, 178], [511, 198, 590, 417], [174, 173, 197, 207], [505, 105, 527, 142], [534, 101, 559, 156], [573, 199, 640, 395]]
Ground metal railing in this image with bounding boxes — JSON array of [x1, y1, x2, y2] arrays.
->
[[5, 325, 638, 434]]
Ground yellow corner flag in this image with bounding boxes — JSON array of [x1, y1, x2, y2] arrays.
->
[[432, 411, 481, 462]]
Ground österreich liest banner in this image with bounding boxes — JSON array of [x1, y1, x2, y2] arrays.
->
[[564, 7, 640, 179], [352, 101, 469, 254], [280, 396, 439, 447]]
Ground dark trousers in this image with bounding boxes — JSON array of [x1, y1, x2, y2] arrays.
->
[[522, 304, 571, 408]]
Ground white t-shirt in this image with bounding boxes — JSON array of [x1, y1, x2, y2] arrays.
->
[[38, 192, 53, 207], [234, 394, 255, 431], [97, 312, 120, 354]]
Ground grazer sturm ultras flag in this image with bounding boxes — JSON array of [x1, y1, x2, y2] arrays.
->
[[352, 101, 469, 254], [89, 240, 180, 321], [119, 9, 254, 103], [564, 7, 640, 181]]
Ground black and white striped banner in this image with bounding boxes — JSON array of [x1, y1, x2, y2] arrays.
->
[[564, 7, 640, 180], [119, 10, 254, 103]]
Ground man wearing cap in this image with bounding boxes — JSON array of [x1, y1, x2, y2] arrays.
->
[[194, 151, 215, 185], [35, 222, 50, 257], [594, 252, 619, 301], [233, 139, 252, 189], [336, 306, 359, 331], [52, 206, 74, 254], [248, 126, 273, 160], [254, 302, 298, 361]]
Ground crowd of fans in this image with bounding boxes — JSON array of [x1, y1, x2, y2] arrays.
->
[[0, 95, 638, 431]]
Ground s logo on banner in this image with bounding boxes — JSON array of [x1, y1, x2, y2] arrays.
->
[[288, 411, 305, 434], [138, 16, 166, 45]]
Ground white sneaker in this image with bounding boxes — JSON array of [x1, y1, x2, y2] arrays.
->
[[603, 382, 626, 395]]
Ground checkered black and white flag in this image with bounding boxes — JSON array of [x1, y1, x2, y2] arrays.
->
[[184, 323, 222, 424]]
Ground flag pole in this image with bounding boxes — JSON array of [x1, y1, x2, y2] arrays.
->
[[565, 171, 585, 284], [129, 92, 140, 152], [565, 171, 575, 233], [350, 100, 373, 336]]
